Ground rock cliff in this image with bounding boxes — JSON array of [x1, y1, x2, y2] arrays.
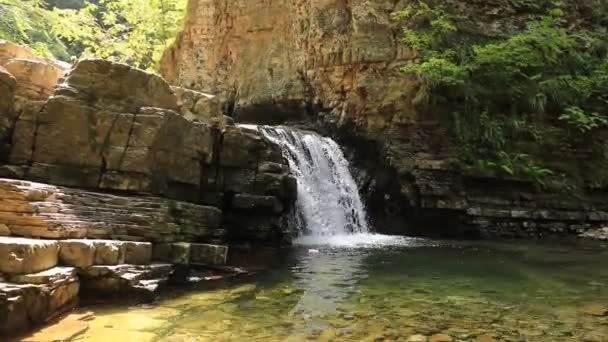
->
[[162, 0, 608, 238], [0, 41, 297, 244], [0, 41, 297, 335], [161, 0, 415, 127]]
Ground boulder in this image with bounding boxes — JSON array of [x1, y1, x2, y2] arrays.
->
[[79, 263, 173, 300], [0, 66, 16, 115], [8, 101, 45, 165], [0, 237, 58, 274], [189, 243, 228, 266], [123, 242, 152, 265], [16, 59, 215, 195], [59, 240, 96, 268], [93, 240, 126, 265], [220, 126, 268, 168], [0, 40, 38, 64], [0, 266, 79, 335], [171, 86, 226, 126], [8, 266, 76, 285], [60, 59, 178, 113], [3, 59, 65, 104]]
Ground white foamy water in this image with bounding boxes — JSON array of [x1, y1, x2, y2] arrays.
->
[[294, 233, 426, 248], [244, 125, 370, 237]]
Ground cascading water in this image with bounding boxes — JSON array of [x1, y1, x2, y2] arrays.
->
[[242, 125, 370, 238]]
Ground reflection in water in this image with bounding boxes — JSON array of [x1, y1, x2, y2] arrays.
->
[[288, 234, 433, 331], [40, 239, 608, 342], [289, 248, 366, 320]]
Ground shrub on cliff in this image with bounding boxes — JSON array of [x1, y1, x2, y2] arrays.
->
[[396, 1, 608, 189]]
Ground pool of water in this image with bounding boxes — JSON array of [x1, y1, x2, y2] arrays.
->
[[71, 235, 608, 341]]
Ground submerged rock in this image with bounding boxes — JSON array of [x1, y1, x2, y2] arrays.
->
[[429, 334, 453, 342], [408, 334, 428, 342]]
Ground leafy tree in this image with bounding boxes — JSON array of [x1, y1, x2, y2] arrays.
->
[[0, 0, 69, 59], [53, 0, 186, 71], [395, 2, 608, 188], [0, 0, 186, 71]]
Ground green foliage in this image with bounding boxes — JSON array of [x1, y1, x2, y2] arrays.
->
[[559, 106, 608, 133], [0, 0, 69, 59], [54, 0, 187, 71], [396, 1, 608, 188], [464, 152, 554, 187], [0, 0, 186, 71]]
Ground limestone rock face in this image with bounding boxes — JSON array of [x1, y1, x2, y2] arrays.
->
[[0, 45, 297, 244], [0, 268, 79, 334], [0, 179, 224, 243], [189, 243, 228, 266], [62, 59, 178, 112], [59, 240, 96, 268], [78, 263, 174, 300], [161, 0, 415, 127], [162, 0, 608, 239], [172, 86, 228, 127], [0, 67, 16, 152], [0, 41, 69, 110], [0, 237, 58, 274]]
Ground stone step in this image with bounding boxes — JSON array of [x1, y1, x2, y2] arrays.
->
[[59, 239, 153, 267], [0, 178, 224, 243], [153, 242, 228, 266], [0, 271, 80, 335], [7, 266, 76, 285], [79, 263, 174, 300], [0, 237, 58, 274]]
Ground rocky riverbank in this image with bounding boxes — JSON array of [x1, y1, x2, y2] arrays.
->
[[0, 40, 298, 335]]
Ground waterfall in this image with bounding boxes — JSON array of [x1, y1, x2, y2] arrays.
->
[[243, 125, 370, 237]]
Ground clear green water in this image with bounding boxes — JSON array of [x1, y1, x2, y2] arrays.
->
[[75, 236, 608, 341]]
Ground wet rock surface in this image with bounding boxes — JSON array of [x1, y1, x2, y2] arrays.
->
[[0, 235, 233, 335]]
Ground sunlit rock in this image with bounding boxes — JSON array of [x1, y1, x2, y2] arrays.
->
[[0, 237, 59, 274]]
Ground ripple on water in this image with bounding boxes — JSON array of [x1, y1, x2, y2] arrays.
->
[[293, 233, 435, 248], [32, 239, 608, 342]]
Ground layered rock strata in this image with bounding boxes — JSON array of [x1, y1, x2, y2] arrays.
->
[[0, 233, 230, 334], [0, 51, 297, 243], [0, 42, 299, 336], [162, 0, 608, 238]]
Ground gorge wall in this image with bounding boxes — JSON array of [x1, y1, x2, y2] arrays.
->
[[0, 40, 297, 245], [162, 0, 608, 238], [0, 40, 297, 335]]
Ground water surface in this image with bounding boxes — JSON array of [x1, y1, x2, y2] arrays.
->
[[73, 235, 608, 341]]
